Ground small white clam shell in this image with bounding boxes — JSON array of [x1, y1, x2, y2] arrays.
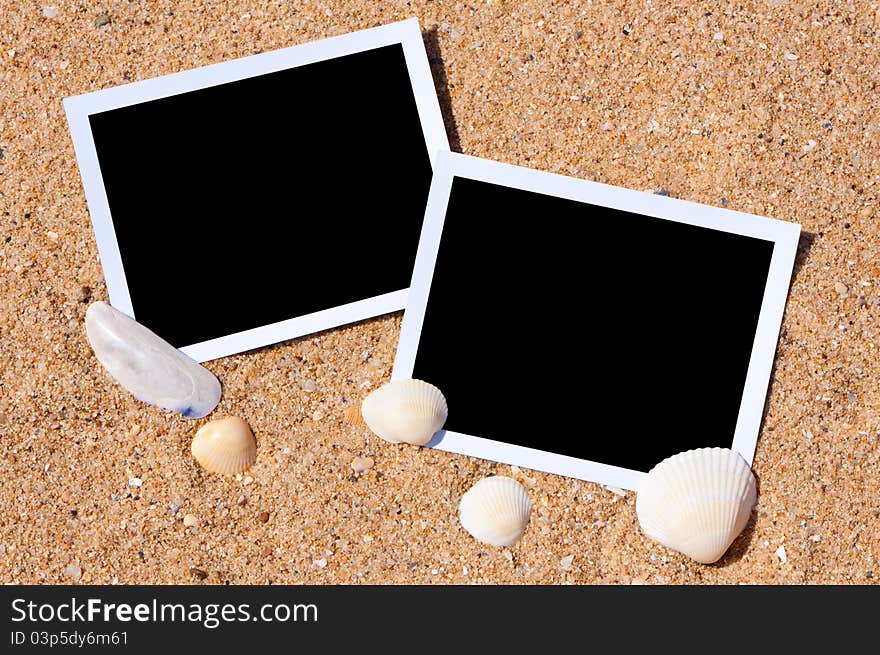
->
[[85, 302, 220, 418], [191, 416, 257, 475], [458, 476, 532, 547], [361, 379, 447, 446], [636, 447, 757, 564]]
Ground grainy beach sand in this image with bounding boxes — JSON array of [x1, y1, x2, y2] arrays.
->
[[1, 1, 879, 584]]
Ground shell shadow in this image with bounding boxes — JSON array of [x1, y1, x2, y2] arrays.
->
[[424, 429, 448, 449]]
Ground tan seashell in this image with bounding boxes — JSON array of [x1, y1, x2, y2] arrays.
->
[[458, 476, 532, 547], [343, 404, 365, 426], [361, 379, 447, 446], [636, 447, 757, 564], [191, 416, 257, 475]]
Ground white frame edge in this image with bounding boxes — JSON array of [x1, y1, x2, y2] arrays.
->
[[394, 151, 801, 489], [63, 18, 448, 362]]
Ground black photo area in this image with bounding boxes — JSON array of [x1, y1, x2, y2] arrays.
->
[[89, 44, 432, 348], [411, 177, 775, 472]]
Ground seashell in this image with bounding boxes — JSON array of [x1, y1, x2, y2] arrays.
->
[[191, 416, 257, 475], [458, 476, 532, 547], [361, 379, 447, 446], [343, 404, 365, 426], [85, 302, 220, 418], [636, 447, 757, 564]]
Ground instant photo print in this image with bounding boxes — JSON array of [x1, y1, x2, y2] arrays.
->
[[64, 19, 448, 362], [394, 152, 801, 490]]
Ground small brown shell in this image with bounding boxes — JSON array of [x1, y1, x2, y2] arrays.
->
[[191, 416, 257, 475], [343, 404, 365, 426]]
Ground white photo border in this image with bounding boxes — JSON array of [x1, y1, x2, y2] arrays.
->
[[394, 151, 801, 490], [64, 18, 449, 363]]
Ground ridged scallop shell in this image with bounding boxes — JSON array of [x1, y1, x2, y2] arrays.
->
[[85, 302, 220, 418], [636, 447, 757, 564], [191, 416, 257, 475], [361, 379, 447, 446], [343, 404, 365, 426], [458, 476, 532, 547]]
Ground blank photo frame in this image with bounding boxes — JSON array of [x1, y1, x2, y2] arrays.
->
[[394, 152, 801, 489], [65, 19, 448, 362]]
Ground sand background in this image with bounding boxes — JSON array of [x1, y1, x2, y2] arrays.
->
[[1, 0, 879, 584]]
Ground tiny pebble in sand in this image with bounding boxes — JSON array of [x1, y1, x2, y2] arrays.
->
[[183, 514, 198, 527], [64, 563, 82, 581], [603, 485, 627, 497], [351, 456, 374, 473], [775, 545, 788, 564]]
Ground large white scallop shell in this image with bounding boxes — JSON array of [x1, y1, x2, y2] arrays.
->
[[191, 416, 257, 475], [85, 302, 221, 419], [361, 379, 447, 446], [636, 447, 757, 564], [458, 476, 532, 547]]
